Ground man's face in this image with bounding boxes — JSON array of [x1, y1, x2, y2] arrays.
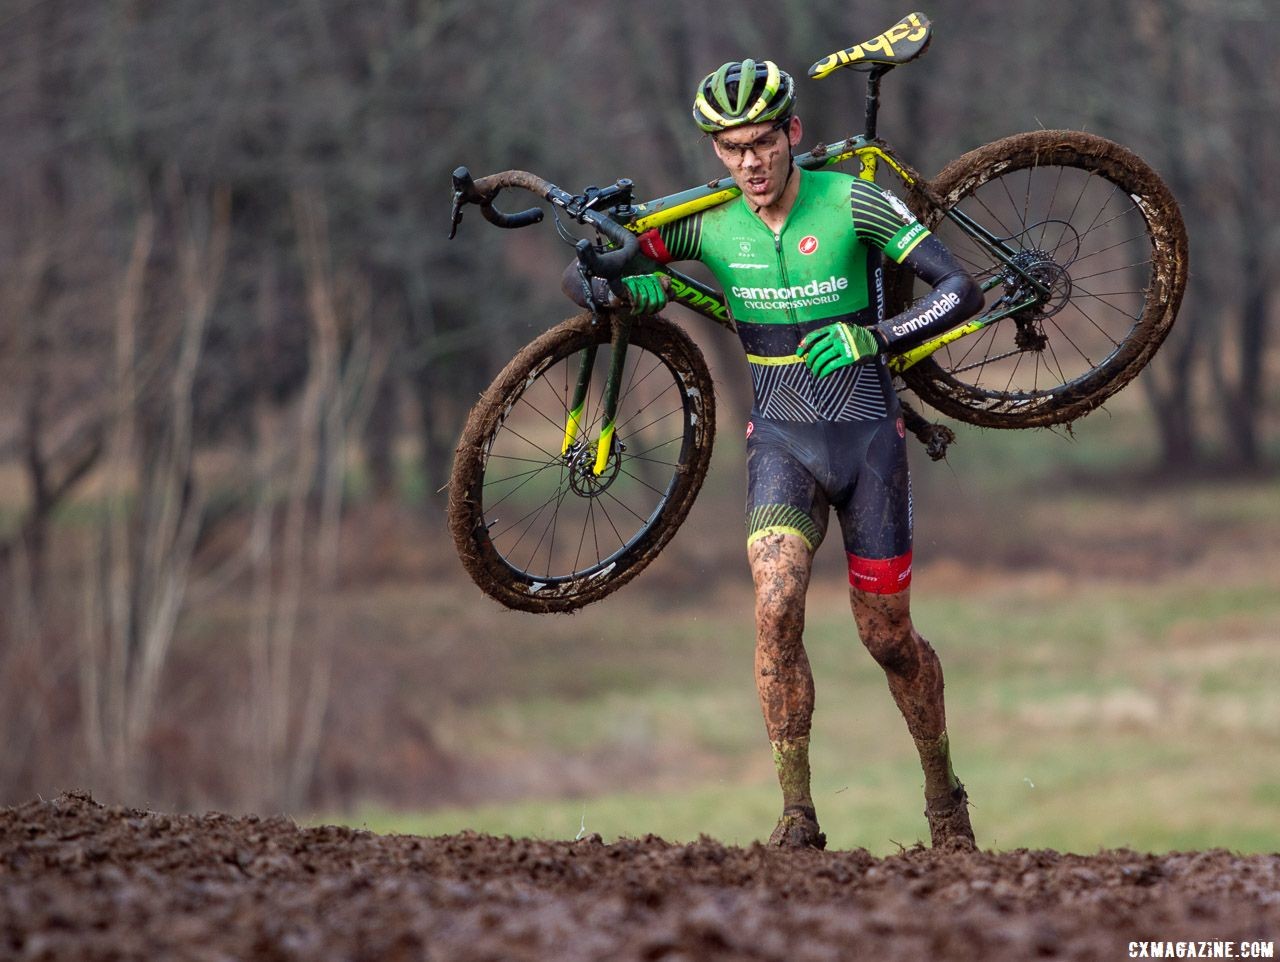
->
[[712, 116, 803, 210]]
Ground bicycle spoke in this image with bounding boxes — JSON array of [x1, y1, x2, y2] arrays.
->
[[493, 473, 568, 558], [483, 460, 564, 515], [624, 442, 683, 465], [1058, 289, 1132, 345], [612, 359, 676, 429], [598, 484, 655, 525], [573, 497, 594, 575], [1040, 329, 1072, 389], [1043, 315, 1099, 370], [621, 406, 685, 442], [616, 464, 673, 500]]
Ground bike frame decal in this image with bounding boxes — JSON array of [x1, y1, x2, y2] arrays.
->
[[593, 421, 615, 476], [662, 271, 734, 326], [562, 344, 598, 453], [631, 184, 739, 233], [562, 401, 586, 454], [889, 318, 988, 373]]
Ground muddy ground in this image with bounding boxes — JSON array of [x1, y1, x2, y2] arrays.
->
[[3, 793, 1277, 961]]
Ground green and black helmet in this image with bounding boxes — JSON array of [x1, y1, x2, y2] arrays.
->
[[692, 59, 796, 133]]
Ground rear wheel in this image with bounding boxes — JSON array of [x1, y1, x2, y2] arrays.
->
[[895, 130, 1188, 428], [448, 311, 715, 613]]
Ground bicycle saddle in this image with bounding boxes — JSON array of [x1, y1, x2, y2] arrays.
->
[[808, 11, 932, 79]]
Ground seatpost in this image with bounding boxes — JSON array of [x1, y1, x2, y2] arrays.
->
[[863, 65, 890, 139]]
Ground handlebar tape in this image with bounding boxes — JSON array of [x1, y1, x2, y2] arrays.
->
[[453, 165, 639, 277], [452, 166, 544, 230]]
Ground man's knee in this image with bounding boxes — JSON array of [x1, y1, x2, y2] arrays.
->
[[851, 587, 921, 674], [755, 565, 807, 642], [860, 622, 919, 674], [750, 533, 811, 644]]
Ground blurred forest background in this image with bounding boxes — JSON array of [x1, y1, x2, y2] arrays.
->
[[1, 0, 1277, 845]]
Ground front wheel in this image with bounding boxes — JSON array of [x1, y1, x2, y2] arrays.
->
[[895, 130, 1189, 429], [448, 311, 716, 613]]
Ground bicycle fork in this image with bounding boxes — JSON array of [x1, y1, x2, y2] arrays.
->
[[560, 312, 634, 477]]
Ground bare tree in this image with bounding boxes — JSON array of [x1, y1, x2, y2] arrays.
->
[[244, 190, 385, 811], [79, 179, 229, 799]]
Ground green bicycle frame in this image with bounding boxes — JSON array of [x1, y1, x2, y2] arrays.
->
[[569, 134, 1045, 475], [623, 134, 1047, 372]]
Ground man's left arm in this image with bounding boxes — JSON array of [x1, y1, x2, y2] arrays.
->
[[799, 187, 983, 377], [875, 235, 983, 353]]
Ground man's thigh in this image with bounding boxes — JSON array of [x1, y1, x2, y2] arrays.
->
[[746, 432, 829, 555]]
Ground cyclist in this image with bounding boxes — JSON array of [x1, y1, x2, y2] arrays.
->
[[570, 59, 980, 850]]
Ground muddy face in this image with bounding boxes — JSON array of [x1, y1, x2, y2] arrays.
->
[[712, 117, 803, 218]]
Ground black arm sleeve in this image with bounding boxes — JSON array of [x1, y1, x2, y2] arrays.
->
[[873, 235, 983, 353]]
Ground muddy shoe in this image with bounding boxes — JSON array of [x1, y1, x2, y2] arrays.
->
[[925, 783, 976, 852], [767, 807, 827, 850]]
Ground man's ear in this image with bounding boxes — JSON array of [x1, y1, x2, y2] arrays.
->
[[787, 115, 804, 148]]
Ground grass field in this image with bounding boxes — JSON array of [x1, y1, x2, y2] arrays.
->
[[332, 412, 1280, 856]]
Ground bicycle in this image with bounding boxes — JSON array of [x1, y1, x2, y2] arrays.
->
[[446, 11, 1189, 614]]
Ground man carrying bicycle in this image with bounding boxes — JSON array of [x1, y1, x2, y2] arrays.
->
[[611, 60, 982, 850]]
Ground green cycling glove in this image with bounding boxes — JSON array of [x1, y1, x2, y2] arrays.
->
[[620, 274, 668, 315], [797, 321, 881, 379]]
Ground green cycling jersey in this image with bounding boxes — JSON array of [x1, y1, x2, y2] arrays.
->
[[637, 167, 981, 423], [641, 167, 929, 329]]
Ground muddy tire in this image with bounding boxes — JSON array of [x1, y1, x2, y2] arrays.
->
[[892, 130, 1188, 429], [448, 311, 715, 613]]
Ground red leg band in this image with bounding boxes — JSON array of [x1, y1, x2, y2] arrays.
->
[[848, 550, 913, 594]]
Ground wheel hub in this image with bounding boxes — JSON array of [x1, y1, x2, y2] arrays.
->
[[1003, 247, 1073, 320], [565, 440, 622, 497]]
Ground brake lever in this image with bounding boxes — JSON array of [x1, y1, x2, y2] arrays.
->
[[575, 261, 615, 317], [575, 238, 630, 299], [449, 166, 481, 240], [448, 192, 465, 239]]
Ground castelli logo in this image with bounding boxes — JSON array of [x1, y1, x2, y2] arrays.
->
[[745, 420, 754, 439], [798, 235, 819, 255]]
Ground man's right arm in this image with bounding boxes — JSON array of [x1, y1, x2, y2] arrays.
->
[[561, 214, 704, 310], [637, 214, 705, 265]]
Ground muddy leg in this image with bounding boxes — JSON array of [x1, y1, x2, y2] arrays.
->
[[750, 533, 824, 849], [851, 587, 974, 850]]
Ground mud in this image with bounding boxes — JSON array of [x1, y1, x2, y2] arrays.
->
[[4, 792, 1277, 961], [749, 533, 815, 743]]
